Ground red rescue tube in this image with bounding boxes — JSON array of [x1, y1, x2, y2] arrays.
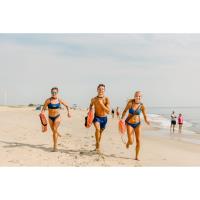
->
[[86, 110, 94, 128], [118, 120, 126, 134], [39, 113, 48, 132]]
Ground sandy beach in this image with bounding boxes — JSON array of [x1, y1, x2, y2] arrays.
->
[[0, 106, 200, 167]]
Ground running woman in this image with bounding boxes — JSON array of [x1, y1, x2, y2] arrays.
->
[[41, 87, 71, 152], [88, 84, 110, 152], [121, 91, 150, 161]]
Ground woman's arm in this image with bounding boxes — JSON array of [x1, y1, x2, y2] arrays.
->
[[41, 99, 49, 113], [121, 101, 131, 120], [141, 105, 150, 125], [59, 99, 71, 117]]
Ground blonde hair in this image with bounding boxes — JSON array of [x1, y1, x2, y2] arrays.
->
[[134, 91, 142, 96]]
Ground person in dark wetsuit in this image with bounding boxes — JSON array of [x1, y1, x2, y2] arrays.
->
[[111, 109, 115, 118], [121, 91, 150, 161], [41, 87, 71, 152]]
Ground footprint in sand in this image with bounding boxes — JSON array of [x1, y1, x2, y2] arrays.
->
[[95, 158, 100, 162], [134, 161, 142, 167], [8, 160, 19, 164]]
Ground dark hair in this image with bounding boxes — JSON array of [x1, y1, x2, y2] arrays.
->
[[97, 84, 105, 89], [51, 87, 59, 92]]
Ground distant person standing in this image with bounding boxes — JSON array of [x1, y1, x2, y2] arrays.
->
[[111, 109, 115, 118], [178, 113, 183, 133], [116, 107, 120, 119], [170, 111, 177, 133]]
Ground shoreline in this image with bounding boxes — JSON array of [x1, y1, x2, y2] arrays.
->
[[1, 105, 199, 133]]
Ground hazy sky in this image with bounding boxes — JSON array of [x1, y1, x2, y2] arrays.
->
[[0, 34, 200, 108]]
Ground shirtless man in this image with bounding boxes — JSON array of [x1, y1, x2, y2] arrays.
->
[[89, 84, 110, 152]]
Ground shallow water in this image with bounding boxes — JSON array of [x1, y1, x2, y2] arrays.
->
[[148, 107, 200, 134]]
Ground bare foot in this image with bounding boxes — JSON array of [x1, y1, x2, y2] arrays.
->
[[91, 148, 101, 154], [52, 147, 58, 152], [135, 157, 140, 161], [95, 148, 101, 154], [57, 133, 61, 137], [98, 151, 105, 159]]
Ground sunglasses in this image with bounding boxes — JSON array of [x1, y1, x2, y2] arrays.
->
[[51, 91, 57, 95]]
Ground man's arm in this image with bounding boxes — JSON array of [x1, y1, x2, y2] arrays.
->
[[101, 97, 110, 114], [89, 98, 94, 111]]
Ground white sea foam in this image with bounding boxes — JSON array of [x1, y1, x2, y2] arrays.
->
[[146, 113, 193, 129]]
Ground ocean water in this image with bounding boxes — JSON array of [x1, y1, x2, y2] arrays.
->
[[147, 107, 200, 134]]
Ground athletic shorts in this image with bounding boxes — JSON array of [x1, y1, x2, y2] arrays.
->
[[93, 116, 108, 130], [171, 120, 176, 125]]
